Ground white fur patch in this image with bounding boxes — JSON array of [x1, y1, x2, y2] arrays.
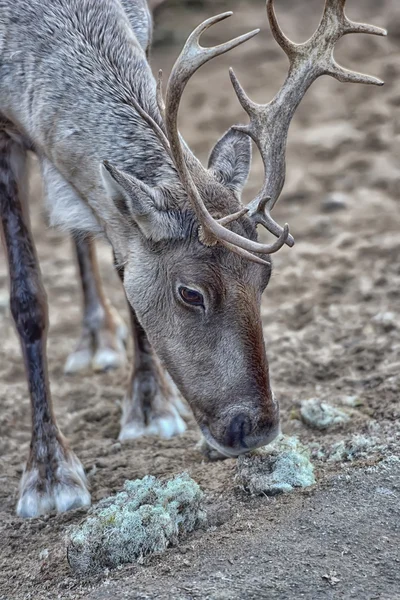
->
[[41, 159, 102, 234]]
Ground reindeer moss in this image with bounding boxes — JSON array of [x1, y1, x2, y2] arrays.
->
[[236, 436, 315, 496], [67, 474, 206, 575], [310, 434, 387, 463], [300, 398, 350, 430]]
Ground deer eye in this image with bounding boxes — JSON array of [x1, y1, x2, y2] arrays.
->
[[178, 286, 204, 307]]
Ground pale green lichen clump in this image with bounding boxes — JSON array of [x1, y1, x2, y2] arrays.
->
[[67, 474, 206, 575], [300, 398, 350, 430], [236, 436, 316, 495], [310, 434, 387, 463]]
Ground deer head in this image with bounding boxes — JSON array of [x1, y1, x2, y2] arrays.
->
[[102, 0, 385, 456]]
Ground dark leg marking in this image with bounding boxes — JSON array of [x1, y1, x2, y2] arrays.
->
[[0, 132, 90, 517]]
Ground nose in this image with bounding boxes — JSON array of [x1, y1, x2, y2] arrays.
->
[[203, 399, 280, 457], [225, 412, 253, 449]]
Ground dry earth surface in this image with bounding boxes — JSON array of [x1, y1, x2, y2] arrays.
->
[[0, 0, 399, 598]]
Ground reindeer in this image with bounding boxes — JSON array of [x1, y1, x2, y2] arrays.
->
[[0, 0, 385, 517]]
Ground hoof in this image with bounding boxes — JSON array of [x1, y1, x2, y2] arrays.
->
[[64, 322, 127, 375], [119, 406, 187, 441], [17, 451, 91, 518], [64, 348, 93, 374], [92, 347, 126, 372]]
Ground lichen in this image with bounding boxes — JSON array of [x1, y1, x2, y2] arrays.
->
[[236, 436, 316, 496], [300, 398, 350, 430], [310, 434, 387, 463], [67, 473, 206, 576]]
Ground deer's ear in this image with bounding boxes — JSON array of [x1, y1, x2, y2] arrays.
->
[[208, 129, 251, 195], [101, 161, 181, 241]]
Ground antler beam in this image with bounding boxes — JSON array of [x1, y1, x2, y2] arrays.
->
[[230, 0, 386, 247]]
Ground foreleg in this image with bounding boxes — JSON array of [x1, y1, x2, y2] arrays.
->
[[0, 133, 90, 517]]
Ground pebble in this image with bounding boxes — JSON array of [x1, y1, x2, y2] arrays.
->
[[321, 192, 349, 213], [300, 399, 350, 430], [372, 311, 397, 331]]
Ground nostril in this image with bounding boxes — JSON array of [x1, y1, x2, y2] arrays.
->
[[226, 413, 252, 448]]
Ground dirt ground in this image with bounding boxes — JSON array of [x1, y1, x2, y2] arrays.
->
[[0, 0, 399, 598]]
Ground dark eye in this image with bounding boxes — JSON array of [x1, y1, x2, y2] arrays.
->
[[178, 286, 204, 307]]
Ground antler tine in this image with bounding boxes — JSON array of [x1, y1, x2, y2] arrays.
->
[[266, 0, 298, 58], [163, 13, 293, 259], [324, 0, 386, 36], [229, 0, 386, 247], [218, 207, 249, 227], [344, 21, 387, 37], [247, 197, 295, 247], [329, 65, 384, 86]]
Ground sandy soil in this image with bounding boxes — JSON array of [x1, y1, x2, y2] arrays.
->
[[0, 0, 399, 598]]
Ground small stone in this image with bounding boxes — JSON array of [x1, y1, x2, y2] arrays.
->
[[321, 192, 349, 213], [339, 395, 362, 408], [300, 399, 350, 430], [110, 442, 122, 454], [372, 311, 397, 331], [309, 215, 335, 238], [39, 549, 49, 561], [322, 570, 340, 586]]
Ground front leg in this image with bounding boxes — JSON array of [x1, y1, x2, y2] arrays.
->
[[114, 262, 188, 441], [64, 235, 128, 374], [0, 133, 90, 517], [119, 306, 188, 440]]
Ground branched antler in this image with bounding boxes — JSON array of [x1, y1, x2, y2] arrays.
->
[[155, 2, 385, 263], [230, 0, 386, 247], [163, 13, 291, 264]]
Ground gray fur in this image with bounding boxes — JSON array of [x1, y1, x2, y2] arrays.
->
[[208, 129, 252, 195], [0, 0, 279, 468]]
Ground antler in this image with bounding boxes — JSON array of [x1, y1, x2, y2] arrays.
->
[[230, 0, 387, 248], [162, 13, 290, 265]]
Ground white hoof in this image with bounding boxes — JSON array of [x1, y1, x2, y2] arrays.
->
[[91, 322, 127, 372], [65, 316, 128, 375], [17, 452, 91, 518], [119, 407, 187, 441], [92, 347, 126, 372], [64, 348, 93, 374]]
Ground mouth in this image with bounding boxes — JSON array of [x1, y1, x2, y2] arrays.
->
[[200, 424, 281, 458]]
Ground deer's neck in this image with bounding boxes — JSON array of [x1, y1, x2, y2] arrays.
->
[[10, 2, 179, 194], [43, 77, 177, 193]]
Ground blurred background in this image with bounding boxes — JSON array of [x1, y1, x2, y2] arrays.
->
[[0, 1, 398, 593]]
